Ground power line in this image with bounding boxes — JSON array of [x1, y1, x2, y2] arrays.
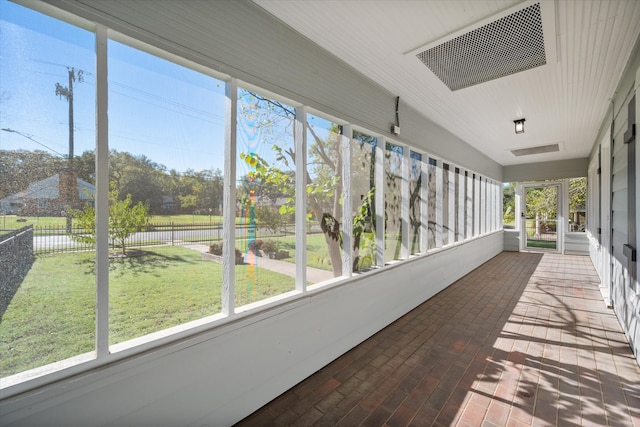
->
[[1, 128, 66, 157]]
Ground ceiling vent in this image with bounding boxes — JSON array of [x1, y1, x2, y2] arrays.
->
[[510, 143, 559, 157], [409, 1, 556, 91]]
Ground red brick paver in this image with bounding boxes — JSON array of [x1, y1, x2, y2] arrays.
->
[[236, 252, 640, 426]]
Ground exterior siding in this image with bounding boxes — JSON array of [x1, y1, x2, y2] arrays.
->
[[587, 34, 640, 366]]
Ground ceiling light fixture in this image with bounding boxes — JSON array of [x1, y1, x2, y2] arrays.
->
[[514, 118, 525, 134]]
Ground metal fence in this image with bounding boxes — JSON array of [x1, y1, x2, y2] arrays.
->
[[525, 219, 557, 249], [0, 222, 297, 255]]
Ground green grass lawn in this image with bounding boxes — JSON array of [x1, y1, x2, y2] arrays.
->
[[0, 246, 294, 377], [267, 233, 333, 271]]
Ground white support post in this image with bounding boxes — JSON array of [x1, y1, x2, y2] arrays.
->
[[466, 171, 473, 239], [561, 178, 569, 254], [341, 125, 353, 277], [375, 137, 385, 267], [95, 24, 109, 357], [488, 180, 494, 232], [474, 174, 480, 236], [480, 177, 487, 235], [457, 168, 465, 242], [401, 146, 410, 259], [420, 154, 429, 253], [447, 165, 455, 245], [435, 159, 443, 248], [294, 105, 307, 291], [496, 182, 503, 230], [222, 78, 237, 316], [499, 181, 504, 230]]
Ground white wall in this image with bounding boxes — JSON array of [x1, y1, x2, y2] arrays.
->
[[587, 35, 640, 365], [502, 158, 589, 182], [1, 233, 503, 426]]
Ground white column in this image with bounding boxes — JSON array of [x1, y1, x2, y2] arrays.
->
[[435, 159, 443, 248], [294, 105, 307, 291], [95, 24, 109, 357], [480, 177, 487, 234], [222, 78, 237, 316], [341, 125, 353, 277], [474, 175, 480, 236], [375, 137, 385, 266]]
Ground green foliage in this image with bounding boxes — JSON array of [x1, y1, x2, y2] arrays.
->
[[0, 149, 67, 199], [569, 177, 586, 211], [0, 246, 295, 375], [72, 185, 150, 255], [503, 182, 516, 224]]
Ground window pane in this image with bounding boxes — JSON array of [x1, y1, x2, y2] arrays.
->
[[385, 142, 403, 261], [503, 182, 516, 229], [306, 114, 345, 279], [108, 40, 225, 344], [455, 168, 462, 242], [569, 177, 587, 232], [236, 89, 297, 304], [428, 158, 437, 249], [409, 151, 422, 254], [442, 163, 450, 245], [352, 131, 376, 271], [0, 3, 96, 376]]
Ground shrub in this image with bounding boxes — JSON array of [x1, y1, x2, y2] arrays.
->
[[208, 243, 242, 261], [209, 242, 223, 255], [261, 239, 277, 255]]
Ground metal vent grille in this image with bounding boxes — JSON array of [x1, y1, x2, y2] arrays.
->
[[511, 144, 559, 157], [417, 3, 546, 91]]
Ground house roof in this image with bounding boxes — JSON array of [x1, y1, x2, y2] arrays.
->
[[0, 173, 95, 203]]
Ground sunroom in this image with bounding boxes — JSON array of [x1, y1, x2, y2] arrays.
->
[[1, 0, 639, 425]]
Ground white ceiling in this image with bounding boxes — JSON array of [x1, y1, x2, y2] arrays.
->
[[253, 0, 640, 166]]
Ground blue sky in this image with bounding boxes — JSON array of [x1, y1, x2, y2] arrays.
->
[[0, 1, 228, 173]]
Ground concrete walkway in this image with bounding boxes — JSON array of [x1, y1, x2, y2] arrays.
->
[[184, 243, 334, 284]]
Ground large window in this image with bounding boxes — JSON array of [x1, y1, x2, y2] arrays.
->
[[0, 1, 504, 389], [409, 151, 422, 255], [352, 131, 377, 271], [503, 182, 516, 229], [427, 158, 438, 249], [569, 177, 587, 232], [0, 4, 96, 376], [385, 142, 403, 261], [306, 114, 345, 278], [106, 39, 227, 344], [236, 89, 297, 305]]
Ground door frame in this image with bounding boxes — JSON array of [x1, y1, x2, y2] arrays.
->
[[519, 181, 564, 253]]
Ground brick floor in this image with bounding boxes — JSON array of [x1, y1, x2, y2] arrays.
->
[[235, 252, 640, 426]]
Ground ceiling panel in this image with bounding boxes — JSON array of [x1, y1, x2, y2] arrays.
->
[[254, 0, 640, 166]]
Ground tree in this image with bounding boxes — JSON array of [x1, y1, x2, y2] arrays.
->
[[0, 149, 66, 199], [502, 182, 516, 225], [109, 150, 166, 214], [238, 90, 376, 276], [71, 186, 149, 255]]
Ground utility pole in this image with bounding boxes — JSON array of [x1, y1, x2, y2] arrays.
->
[[56, 67, 84, 233], [55, 67, 83, 169]]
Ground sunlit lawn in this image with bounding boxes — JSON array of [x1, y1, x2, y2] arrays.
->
[[0, 246, 294, 377], [269, 233, 333, 271]]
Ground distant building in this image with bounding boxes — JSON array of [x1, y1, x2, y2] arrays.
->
[[0, 170, 94, 216]]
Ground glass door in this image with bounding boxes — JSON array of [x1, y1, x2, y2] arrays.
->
[[522, 183, 560, 251]]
